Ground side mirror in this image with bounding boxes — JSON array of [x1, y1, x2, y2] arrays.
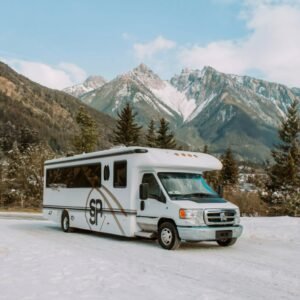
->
[[217, 185, 223, 197], [140, 183, 149, 200]]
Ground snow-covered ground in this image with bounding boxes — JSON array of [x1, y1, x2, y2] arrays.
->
[[0, 214, 299, 300]]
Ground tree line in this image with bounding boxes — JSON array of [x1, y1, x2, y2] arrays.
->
[[72, 103, 178, 151], [0, 100, 299, 215]]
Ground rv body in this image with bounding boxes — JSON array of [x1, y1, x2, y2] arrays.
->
[[43, 147, 243, 250]]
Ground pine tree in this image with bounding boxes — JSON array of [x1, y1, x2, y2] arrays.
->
[[203, 144, 208, 153], [220, 147, 239, 186], [156, 118, 177, 149], [73, 106, 98, 153], [113, 103, 142, 146], [146, 119, 157, 147], [269, 99, 300, 191], [4, 142, 54, 208], [266, 100, 300, 216]]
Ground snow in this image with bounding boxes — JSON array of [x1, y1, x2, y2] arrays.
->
[[63, 82, 98, 98], [130, 65, 196, 120], [230, 74, 244, 85], [155, 99, 176, 116], [186, 92, 217, 122], [112, 96, 122, 112], [63, 76, 106, 98], [258, 86, 266, 94], [150, 82, 196, 121], [0, 213, 299, 300], [116, 84, 129, 98], [218, 109, 227, 122]]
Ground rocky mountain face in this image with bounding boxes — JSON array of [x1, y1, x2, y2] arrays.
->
[[0, 62, 115, 153], [68, 64, 299, 162], [80, 64, 185, 126], [171, 66, 298, 160], [63, 75, 106, 98]]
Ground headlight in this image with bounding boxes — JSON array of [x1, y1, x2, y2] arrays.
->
[[179, 209, 200, 219]]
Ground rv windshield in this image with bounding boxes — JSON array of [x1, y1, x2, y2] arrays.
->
[[158, 172, 226, 203]]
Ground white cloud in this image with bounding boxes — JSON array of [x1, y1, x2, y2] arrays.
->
[[2, 58, 87, 89], [179, 40, 246, 74], [133, 36, 176, 60], [58, 62, 87, 83], [178, 1, 300, 87]]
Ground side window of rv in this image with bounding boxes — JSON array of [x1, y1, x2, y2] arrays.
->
[[114, 161, 127, 188], [142, 174, 164, 201], [46, 164, 101, 188]]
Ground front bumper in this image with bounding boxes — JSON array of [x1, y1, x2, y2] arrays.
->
[[177, 225, 243, 241]]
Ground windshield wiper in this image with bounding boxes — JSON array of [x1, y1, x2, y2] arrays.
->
[[179, 193, 218, 198]]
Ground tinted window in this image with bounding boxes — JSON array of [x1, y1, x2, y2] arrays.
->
[[46, 164, 101, 188], [142, 173, 164, 201], [114, 161, 127, 188]]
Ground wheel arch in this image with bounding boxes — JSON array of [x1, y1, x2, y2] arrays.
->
[[158, 217, 177, 229], [61, 209, 69, 219]]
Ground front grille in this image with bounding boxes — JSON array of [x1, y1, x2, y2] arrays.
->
[[204, 209, 236, 226]]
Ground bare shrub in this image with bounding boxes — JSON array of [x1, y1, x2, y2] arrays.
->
[[224, 188, 268, 216]]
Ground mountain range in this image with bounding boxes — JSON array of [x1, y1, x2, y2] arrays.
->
[[64, 64, 300, 162]]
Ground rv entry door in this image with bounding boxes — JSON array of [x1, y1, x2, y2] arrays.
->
[[137, 173, 166, 231]]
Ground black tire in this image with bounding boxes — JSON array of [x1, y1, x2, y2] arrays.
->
[[158, 222, 181, 250], [61, 211, 71, 233], [217, 238, 237, 247]]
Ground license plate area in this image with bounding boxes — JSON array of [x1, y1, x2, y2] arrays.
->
[[216, 230, 232, 240]]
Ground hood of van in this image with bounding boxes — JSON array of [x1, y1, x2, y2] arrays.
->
[[172, 199, 238, 210]]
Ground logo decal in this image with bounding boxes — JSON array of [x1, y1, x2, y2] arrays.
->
[[89, 198, 103, 225], [220, 212, 227, 222], [84, 186, 126, 235]]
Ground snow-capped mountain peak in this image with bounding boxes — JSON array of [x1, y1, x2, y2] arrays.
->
[[133, 63, 154, 74], [128, 64, 197, 121], [63, 75, 106, 98], [130, 63, 164, 89], [84, 75, 106, 89]]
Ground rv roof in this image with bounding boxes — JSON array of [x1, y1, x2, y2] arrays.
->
[[44, 147, 222, 171]]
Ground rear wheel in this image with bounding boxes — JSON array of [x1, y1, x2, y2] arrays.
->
[[158, 222, 181, 250], [61, 211, 71, 232], [217, 238, 237, 247]]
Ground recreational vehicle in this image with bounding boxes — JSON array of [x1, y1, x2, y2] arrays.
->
[[43, 147, 243, 250]]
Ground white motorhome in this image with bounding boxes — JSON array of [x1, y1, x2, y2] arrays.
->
[[43, 146, 243, 250]]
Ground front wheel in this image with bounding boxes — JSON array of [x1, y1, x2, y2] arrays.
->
[[158, 222, 181, 250], [61, 211, 72, 232], [217, 238, 237, 247]]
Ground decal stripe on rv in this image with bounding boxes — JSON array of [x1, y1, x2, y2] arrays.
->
[[43, 205, 137, 215]]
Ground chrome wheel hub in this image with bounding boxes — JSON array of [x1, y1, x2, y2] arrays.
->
[[161, 228, 172, 245]]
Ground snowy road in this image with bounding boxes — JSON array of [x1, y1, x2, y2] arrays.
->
[[0, 214, 299, 300]]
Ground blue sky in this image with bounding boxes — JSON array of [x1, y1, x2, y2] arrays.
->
[[1, 0, 300, 89]]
